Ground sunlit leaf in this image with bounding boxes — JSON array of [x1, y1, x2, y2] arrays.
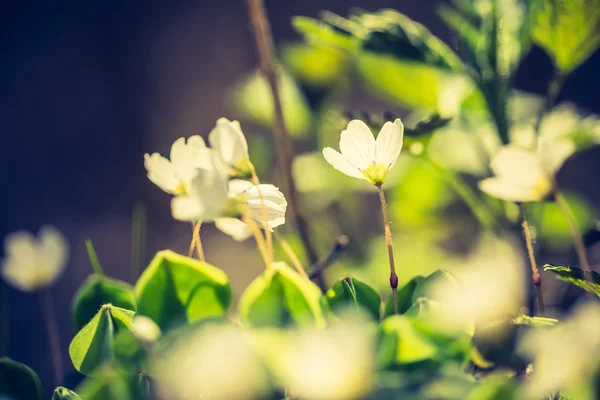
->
[[51, 387, 81, 400], [292, 16, 360, 51], [544, 264, 600, 297], [72, 275, 136, 331], [239, 262, 325, 328], [0, 357, 42, 400], [228, 68, 312, 137], [134, 250, 231, 330], [323, 276, 381, 320], [282, 44, 349, 87], [68, 305, 135, 376], [532, 0, 600, 73]]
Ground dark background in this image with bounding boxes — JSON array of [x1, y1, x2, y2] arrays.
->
[[1, 0, 599, 395]]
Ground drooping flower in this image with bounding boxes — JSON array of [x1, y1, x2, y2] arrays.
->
[[171, 156, 287, 232], [323, 119, 404, 185], [1, 226, 69, 292], [479, 137, 575, 202], [209, 118, 251, 177], [144, 136, 212, 195], [519, 302, 600, 398]]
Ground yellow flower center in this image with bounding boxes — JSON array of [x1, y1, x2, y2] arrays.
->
[[532, 176, 554, 200], [230, 159, 253, 179], [173, 182, 187, 196], [361, 163, 389, 185]]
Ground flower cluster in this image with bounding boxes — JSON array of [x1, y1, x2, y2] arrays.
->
[[144, 118, 287, 241]]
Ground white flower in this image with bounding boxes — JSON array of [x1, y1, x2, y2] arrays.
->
[[479, 137, 575, 202], [172, 169, 287, 233], [519, 302, 600, 398], [271, 317, 375, 400], [209, 118, 250, 177], [131, 316, 161, 343], [323, 119, 404, 185], [144, 136, 212, 195], [1, 226, 69, 291]]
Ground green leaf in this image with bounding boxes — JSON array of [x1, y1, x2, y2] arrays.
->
[[544, 264, 600, 297], [239, 262, 325, 327], [134, 250, 231, 330], [292, 15, 360, 51], [0, 358, 43, 400], [68, 305, 135, 376], [323, 276, 381, 320], [384, 275, 424, 317], [52, 387, 81, 400], [411, 269, 459, 303], [376, 315, 439, 367], [532, 0, 600, 73], [281, 44, 350, 88], [72, 275, 136, 331], [111, 328, 145, 371], [76, 366, 141, 400]]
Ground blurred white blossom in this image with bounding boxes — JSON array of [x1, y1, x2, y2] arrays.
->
[[425, 234, 526, 328], [519, 302, 600, 399], [131, 315, 161, 344], [152, 324, 271, 400], [271, 317, 375, 400], [479, 137, 574, 202], [1, 226, 69, 292], [323, 119, 404, 185], [144, 136, 212, 195], [209, 118, 251, 177]]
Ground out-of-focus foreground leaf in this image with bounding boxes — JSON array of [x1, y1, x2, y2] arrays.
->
[[0, 357, 42, 400]]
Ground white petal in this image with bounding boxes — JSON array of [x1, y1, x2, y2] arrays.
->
[[169, 137, 187, 162], [215, 218, 253, 242], [479, 177, 550, 202], [339, 120, 376, 170], [228, 179, 254, 195], [243, 184, 287, 229], [375, 119, 404, 169], [209, 118, 249, 166], [170, 137, 201, 183], [490, 147, 547, 188], [187, 136, 215, 171], [171, 168, 229, 222], [38, 226, 68, 284], [537, 137, 575, 175], [144, 153, 179, 194], [322, 147, 366, 180]]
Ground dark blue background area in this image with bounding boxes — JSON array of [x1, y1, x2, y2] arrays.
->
[[1, 0, 599, 396]]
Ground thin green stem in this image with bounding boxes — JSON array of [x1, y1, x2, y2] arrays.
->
[[519, 204, 545, 316], [377, 184, 398, 314], [421, 154, 497, 231], [130, 203, 146, 281], [85, 239, 104, 276], [39, 290, 63, 386], [534, 72, 565, 134], [554, 191, 593, 283], [0, 282, 8, 356]]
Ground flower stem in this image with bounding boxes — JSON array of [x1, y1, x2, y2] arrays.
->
[[242, 215, 271, 268], [421, 154, 497, 231], [85, 239, 104, 276], [191, 222, 205, 262], [130, 202, 146, 281], [377, 184, 398, 314], [0, 282, 8, 356], [554, 191, 593, 283], [534, 72, 565, 134], [519, 204, 545, 316], [245, 0, 319, 267], [38, 290, 63, 386], [273, 230, 308, 279], [249, 163, 273, 264]]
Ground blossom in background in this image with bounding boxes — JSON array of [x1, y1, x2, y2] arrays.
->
[[479, 137, 575, 202], [209, 118, 251, 177], [1, 226, 69, 292], [323, 119, 404, 185], [519, 302, 600, 398], [144, 136, 212, 195], [131, 316, 161, 344]]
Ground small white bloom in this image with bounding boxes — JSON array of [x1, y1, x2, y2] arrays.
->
[[209, 118, 250, 177], [131, 315, 161, 343], [1, 226, 69, 292], [144, 136, 212, 195], [323, 119, 404, 185], [479, 137, 575, 202], [519, 302, 600, 398]]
